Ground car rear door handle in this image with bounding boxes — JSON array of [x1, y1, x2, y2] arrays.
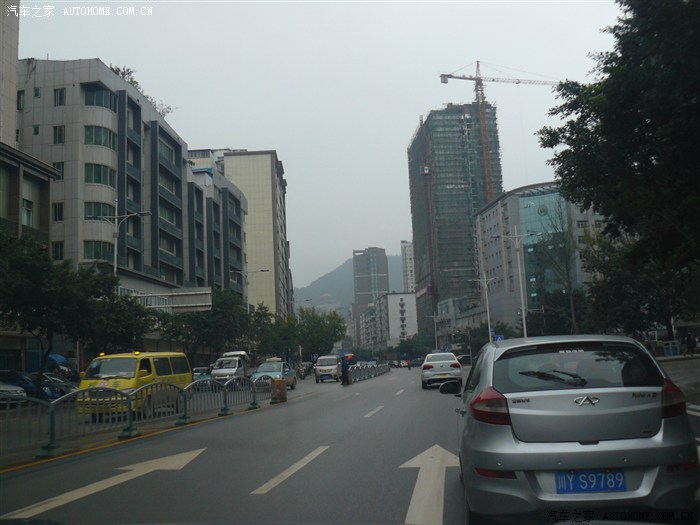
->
[[456, 408, 467, 416]]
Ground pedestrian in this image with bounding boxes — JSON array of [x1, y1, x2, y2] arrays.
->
[[340, 357, 350, 385], [686, 334, 696, 356], [407, 358, 411, 370]]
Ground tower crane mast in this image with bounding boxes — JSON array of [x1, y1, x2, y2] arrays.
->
[[440, 61, 558, 202]]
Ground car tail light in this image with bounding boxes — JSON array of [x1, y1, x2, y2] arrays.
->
[[475, 467, 517, 479], [422, 364, 433, 370], [470, 387, 511, 425], [450, 363, 461, 369], [667, 460, 699, 473], [661, 379, 686, 418]]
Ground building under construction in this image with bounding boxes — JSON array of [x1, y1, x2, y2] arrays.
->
[[407, 102, 503, 339]]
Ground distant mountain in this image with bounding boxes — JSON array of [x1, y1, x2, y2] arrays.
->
[[293, 255, 404, 312]]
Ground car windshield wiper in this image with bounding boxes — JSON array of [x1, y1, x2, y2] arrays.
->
[[519, 369, 587, 387]]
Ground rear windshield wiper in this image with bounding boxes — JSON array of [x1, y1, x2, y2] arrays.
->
[[519, 369, 587, 387]]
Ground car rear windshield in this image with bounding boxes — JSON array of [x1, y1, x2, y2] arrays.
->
[[493, 342, 664, 394], [425, 353, 456, 363]]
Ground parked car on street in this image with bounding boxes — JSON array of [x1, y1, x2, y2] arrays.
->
[[440, 334, 700, 522], [0, 380, 27, 407], [29, 372, 79, 395], [0, 370, 65, 399], [250, 358, 297, 389], [420, 352, 462, 389]]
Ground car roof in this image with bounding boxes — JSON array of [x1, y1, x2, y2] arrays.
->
[[485, 334, 645, 360]]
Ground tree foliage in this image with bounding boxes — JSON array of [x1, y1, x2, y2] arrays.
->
[[580, 234, 700, 338], [538, 0, 700, 270], [0, 230, 153, 372], [296, 307, 346, 360], [109, 64, 176, 118]]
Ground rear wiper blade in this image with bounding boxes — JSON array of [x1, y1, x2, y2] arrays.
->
[[519, 369, 587, 386]]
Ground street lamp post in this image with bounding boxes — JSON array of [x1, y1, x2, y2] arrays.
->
[[426, 314, 438, 351], [469, 273, 496, 342], [89, 198, 151, 276], [492, 225, 535, 338]]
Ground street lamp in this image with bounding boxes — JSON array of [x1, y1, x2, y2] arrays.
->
[[469, 273, 495, 342], [425, 314, 438, 351], [492, 225, 538, 338], [230, 268, 269, 313], [88, 198, 151, 275]]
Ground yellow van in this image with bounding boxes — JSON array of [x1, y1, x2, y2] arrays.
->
[[78, 351, 192, 416]]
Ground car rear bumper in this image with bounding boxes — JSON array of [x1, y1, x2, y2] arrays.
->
[[463, 418, 700, 516]]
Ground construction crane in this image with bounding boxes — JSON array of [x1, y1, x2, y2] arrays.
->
[[440, 61, 559, 202]]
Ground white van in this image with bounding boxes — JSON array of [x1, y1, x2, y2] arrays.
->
[[211, 351, 250, 383]]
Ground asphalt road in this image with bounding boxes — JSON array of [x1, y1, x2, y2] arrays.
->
[[0, 359, 698, 525], [0, 370, 468, 524]]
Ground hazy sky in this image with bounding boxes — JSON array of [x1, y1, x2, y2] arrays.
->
[[18, 0, 622, 288]]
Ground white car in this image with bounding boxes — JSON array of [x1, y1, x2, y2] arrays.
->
[[0, 380, 27, 407], [420, 352, 462, 389], [314, 355, 341, 383]]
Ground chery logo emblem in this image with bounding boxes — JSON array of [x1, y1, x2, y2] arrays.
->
[[574, 395, 600, 406]]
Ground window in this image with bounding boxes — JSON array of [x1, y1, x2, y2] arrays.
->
[[17, 90, 24, 110], [576, 220, 588, 229], [21, 199, 33, 227], [159, 138, 176, 164], [159, 233, 177, 254], [52, 202, 64, 221], [85, 163, 116, 187], [159, 202, 177, 225], [84, 125, 116, 150], [84, 84, 117, 111], [159, 171, 177, 193], [84, 240, 114, 261], [52, 162, 64, 181], [33, 125, 39, 136], [53, 125, 65, 144], [34, 87, 41, 98], [51, 241, 64, 261], [53, 88, 66, 106], [84, 201, 115, 220]]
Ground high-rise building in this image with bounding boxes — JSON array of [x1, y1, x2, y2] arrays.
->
[[220, 150, 293, 319], [15, 58, 194, 296], [353, 247, 389, 305], [407, 103, 503, 335], [1, 15, 59, 369], [400, 240, 415, 293]]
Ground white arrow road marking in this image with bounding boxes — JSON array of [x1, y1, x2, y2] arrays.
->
[[401, 445, 459, 525], [1, 448, 206, 519], [251, 446, 329, 495]]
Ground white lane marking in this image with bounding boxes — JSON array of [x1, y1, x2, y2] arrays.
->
[[2, 449, 206, 519], [687, 408, 700, 418], [251, 446, 329, 495], [396, 389, 405, 396], [401, 445, 460, 525], [364, 406, 384, 418]]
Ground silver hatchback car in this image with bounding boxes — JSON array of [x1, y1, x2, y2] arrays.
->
[[440, 335, 699, 523]]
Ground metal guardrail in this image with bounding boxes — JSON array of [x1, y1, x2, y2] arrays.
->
[[0, 377, 274, 461], [0, 364, 391, 463]]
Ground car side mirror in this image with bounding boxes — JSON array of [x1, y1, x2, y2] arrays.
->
[[439, 380, 461, 397], [139, 369, 149, 377]]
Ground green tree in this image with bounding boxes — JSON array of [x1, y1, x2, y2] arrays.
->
[[538, 0, 700, 271], [580, 234, 700, 338], [79, 294, 157, 360], [453, 322, 518, 358], [297, 307, 346, 360], [157, 310, 211, 366]]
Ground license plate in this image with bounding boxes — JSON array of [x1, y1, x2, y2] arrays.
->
[[556, 470, 627, 494]]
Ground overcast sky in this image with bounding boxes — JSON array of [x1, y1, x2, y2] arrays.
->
[[18, 0, 622, 288]]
